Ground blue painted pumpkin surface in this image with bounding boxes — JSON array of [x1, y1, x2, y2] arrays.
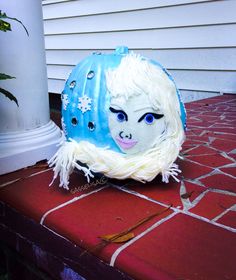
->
[[61, 46, 186, 153]]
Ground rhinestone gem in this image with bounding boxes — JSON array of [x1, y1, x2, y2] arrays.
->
[[71, 117, 78, 126], [87, 71, 95, 79], [88, 121, 96, 131], [70, 80, 76, 89]]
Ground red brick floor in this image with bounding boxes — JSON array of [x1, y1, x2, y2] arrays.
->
[[0, 94, 236, 280]]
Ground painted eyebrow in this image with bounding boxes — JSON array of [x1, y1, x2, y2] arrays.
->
[[109, 107, 128, 121], [138, 112, 164, 123]]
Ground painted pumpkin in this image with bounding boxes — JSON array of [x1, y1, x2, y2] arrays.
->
[[49, 46, 186, 189]]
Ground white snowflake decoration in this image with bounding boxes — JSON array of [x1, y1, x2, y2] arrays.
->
[[61, 117, 67, 136], [78, 95, 92, 113], [62, 94, 69, 110], [65, 71, 72, 81]]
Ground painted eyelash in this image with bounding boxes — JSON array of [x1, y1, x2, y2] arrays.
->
[[138, 112, 164, 123], [109, 107, 128, 121]]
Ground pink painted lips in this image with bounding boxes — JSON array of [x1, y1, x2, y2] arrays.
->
[[116, 137, 138, 150]]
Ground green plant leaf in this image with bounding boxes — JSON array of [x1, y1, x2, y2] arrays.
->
[[0, 87, 19, 106], [0, 73, 15, 80], [0, 19, 11, 32], [0, 10, 29, 36]]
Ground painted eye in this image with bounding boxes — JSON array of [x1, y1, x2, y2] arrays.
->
[[117, 112, 126, 122], [109, 107, 128, 122], [144, 113, 155, 125]]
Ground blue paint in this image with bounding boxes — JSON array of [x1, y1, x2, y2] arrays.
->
[[62, 46, 186, 151], [33, 244, 49, 268], [62, 48, 124, 152], [150, 58, 187, 129], [60, 267, 86, 280]]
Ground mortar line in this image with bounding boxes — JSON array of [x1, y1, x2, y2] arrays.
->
[[112, 184, 236, 233], [110, 212, 178, 267], [40, 186, 107, 225], [0, 168, 52, 189]]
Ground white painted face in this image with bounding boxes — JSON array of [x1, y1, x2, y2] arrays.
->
[[108, 94, 166, 155]]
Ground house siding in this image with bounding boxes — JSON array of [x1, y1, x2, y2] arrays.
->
[[42, 0, 236, 102]]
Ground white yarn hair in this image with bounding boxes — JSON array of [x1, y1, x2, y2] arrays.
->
[[49, 53, 185, 190]]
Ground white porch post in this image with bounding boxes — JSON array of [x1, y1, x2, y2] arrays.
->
[[0, 0, 61, 174]]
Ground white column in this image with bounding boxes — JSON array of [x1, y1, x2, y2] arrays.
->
[[0, 0, 62, 174]]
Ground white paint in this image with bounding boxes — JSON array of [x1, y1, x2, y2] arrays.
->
[[212, 204, 236, 222], [172, 70, 236, 93], [180, 181, 193, 210], [180, 90, 220, 103], [183, 206, 236, 233], [0, 168, 52, 188], [210, 188, 236, 197], [0, 0, 61, 174], [112, 184, 236, 233], [42, 0, 236, 100], [42, 224, 71, 242], [42, 0, 218, 19], [0, 121, 60, 158], [43, 1, 236, 35], [46, 48, 236, 71], [111, 183, 170, 208], [44, 25, 236, 50], [48, 79, 65, 94], [37, 179, 236, 269], [0, 121, 62, 175], [40, 186, 107, 225], [189, 189, 209, 208], [110, 211, 178, 267]]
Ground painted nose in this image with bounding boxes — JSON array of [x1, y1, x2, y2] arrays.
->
[[119, 131, 132, 140]]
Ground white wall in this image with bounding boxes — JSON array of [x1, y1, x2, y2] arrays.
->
[[42, 0, 236, 102]]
